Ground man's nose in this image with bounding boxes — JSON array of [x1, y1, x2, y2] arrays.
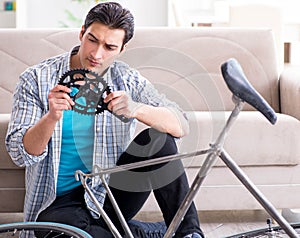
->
[[93, 46, 105, 59]]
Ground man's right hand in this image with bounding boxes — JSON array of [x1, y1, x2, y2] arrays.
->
[[48, 85, 75, 121]]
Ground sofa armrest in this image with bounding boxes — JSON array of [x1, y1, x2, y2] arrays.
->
[[0, 114, 20, 169], [279, 66, 300, 120]]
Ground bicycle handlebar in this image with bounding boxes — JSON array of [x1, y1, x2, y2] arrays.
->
[[221, 58, 277, 125]]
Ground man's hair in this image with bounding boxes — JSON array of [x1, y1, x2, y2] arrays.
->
[[83, 2, 135, 46]]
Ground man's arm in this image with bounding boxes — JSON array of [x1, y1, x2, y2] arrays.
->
[[23, 113, 59, 156], [133, 104, 189, 138], [104, 91, 189, 138], [23, 85, 74, 156]]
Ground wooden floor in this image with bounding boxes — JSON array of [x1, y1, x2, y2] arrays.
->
[[135, 210, 271, 237], [0, 210, 274, 237]]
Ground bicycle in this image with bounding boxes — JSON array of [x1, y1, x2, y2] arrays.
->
[[0, 221, 92, 237], [67, 57, 300, 237]]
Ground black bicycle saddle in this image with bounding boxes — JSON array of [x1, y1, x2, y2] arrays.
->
[[221, 58, 277, 125]]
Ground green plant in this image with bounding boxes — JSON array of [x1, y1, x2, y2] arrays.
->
[[59, 0, 108, 28]]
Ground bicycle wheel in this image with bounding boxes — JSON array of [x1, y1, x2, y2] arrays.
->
[[225, 222, 300, 237], [0, 222, 92, 238]]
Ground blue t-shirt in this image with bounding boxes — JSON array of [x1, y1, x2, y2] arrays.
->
[[57, 110, 94, 196]]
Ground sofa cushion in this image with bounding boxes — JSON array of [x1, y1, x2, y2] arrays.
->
[[0, 29, 79, 113], [120, 27, 280, 113], [178, 111, 300, 167]]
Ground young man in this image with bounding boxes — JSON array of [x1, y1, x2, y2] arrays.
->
[[6, 2, 204, 238]]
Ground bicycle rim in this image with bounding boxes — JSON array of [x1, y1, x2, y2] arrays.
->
[[0, 222, 92, 238], [225, 222, 300, 237]]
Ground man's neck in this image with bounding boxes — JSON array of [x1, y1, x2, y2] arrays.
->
[[70, 54, 82, 70], [70, 46, 81, 69]]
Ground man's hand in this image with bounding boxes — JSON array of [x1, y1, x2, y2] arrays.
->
[[48, 85, 75, 122], [104, 91, 139, 119]]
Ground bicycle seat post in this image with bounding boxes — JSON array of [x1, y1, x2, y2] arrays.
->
[[214, 95, 244, 149]]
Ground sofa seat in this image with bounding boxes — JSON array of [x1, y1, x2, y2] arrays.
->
[[180, 111, 300, 167], [143, 164, 300, 211]]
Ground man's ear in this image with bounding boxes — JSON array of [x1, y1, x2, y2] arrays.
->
[[79, 25, 85, 41], [120, 43, 128, 53]]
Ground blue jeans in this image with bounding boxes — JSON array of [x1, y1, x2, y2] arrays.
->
[[37, 128, 203, 237], [128, 220, 167, 238]]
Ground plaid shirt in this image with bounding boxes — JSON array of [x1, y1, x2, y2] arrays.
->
[[5, 46, 183, 223]]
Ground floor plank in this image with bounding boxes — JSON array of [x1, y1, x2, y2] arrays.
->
[[0, 210, 279, 237], [135, 210, 271, 237]]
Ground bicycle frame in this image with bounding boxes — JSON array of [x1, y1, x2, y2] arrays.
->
[[75, 58, 299, 238], [165, 96, 298, 238]]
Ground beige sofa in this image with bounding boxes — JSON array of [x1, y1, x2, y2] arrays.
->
[[1, 28, 300, 214]]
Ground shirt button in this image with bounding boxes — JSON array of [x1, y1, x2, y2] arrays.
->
[[96, 127, 100, 132]]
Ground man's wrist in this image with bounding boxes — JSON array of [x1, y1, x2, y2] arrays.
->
[[131, 103, 147, 120], [44, 111, 61, 125]]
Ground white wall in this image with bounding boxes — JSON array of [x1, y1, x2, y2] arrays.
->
[[121, 0, 168, 27], [17, 0, 97, 28], [227, 0, 300, 23], [16, 0, 168, 28]]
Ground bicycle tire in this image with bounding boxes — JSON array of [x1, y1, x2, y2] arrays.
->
[[225, 222, 300, 237], [0, 222, 93, 238]]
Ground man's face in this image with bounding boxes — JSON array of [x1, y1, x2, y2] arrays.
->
[[77, 22, 126, 75]]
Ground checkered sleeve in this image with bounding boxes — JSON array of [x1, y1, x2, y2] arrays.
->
[[5, 68, 49, 167]]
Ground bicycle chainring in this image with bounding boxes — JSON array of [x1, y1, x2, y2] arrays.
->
[[58, 68, 111, 115]]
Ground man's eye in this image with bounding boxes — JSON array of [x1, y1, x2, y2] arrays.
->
[[89, 38, 97, 43], [88, 37, 97, 43], [105, 45, 115, 51]]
